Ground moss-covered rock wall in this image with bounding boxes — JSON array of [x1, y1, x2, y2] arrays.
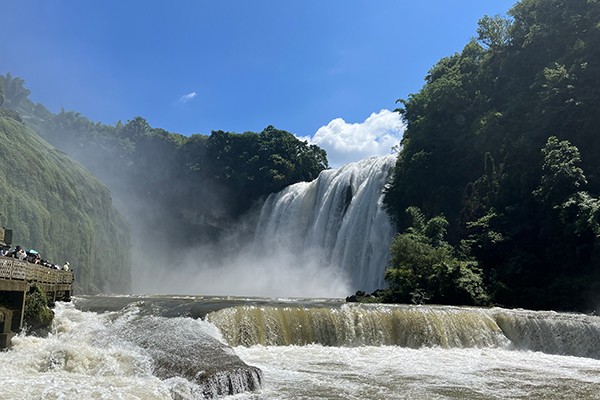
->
[[0, 112, 130, 293]]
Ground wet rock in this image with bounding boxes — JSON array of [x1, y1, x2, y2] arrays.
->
[[114, 315, 262, 399]]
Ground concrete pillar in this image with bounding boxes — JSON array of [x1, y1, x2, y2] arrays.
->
[[0, 307, 14, 349], [18, 288, 26, 330], [0, 332, 15, 349], [0, 307, 12, 333]]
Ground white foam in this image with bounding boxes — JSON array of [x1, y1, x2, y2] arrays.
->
[[235, 344, 600, 399], [0, 302, 201, 399]]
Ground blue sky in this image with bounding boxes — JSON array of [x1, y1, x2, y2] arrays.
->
[[2, 0, 516, 167]]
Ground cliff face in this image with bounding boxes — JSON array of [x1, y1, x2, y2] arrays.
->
[[0, 111, 131, 293]]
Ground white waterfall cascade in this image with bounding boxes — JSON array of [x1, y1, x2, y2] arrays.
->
[[253, 155, 397, 292]]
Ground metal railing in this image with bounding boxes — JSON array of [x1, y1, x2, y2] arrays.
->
[[0, 256, 74, 285]]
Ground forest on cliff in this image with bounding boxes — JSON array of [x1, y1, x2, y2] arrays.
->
[[0, 108, 130, 293], [383, 0, 600, 311]]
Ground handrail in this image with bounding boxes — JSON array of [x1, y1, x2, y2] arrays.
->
[[0, 256, 74, 285]]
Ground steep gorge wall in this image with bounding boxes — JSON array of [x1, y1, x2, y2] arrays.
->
[[0, 112, 130, 293]]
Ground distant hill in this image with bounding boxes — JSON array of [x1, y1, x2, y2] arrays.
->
[[0, 110, 130, 293]]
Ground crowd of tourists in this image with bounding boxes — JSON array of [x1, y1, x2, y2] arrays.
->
[[0, 245, 71, 271]]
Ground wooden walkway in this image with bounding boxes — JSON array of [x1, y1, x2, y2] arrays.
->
[[0, 256, 74, 349], [0, 256, 73, 288]]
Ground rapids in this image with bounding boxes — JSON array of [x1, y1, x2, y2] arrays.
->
[[206, 302, 600, 359], [2, 296, 600, 399]]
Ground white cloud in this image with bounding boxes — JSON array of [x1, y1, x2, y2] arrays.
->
[[179, 91, 197, 104], [307, 109, 405, 168]]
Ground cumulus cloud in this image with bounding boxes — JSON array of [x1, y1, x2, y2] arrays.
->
[[308, 109, 405, 168], [179, 91, 197, 103]]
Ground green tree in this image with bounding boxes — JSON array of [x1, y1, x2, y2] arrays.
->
[[384, 207, 489, 305], [533, 136, 587, 206], [0, 73, 31, 109], [203, 126, 328, 217], [534, 136, 600, 254], [477, 15, 512, 50]]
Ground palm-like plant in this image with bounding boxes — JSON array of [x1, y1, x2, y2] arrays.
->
[[1, 73, 31, 108]]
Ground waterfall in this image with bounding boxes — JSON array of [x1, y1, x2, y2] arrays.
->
[[253, 155, 397, 292], [207, 303, 509, 348], [494, 308, 600, 359], [207, 303, 600, 360]]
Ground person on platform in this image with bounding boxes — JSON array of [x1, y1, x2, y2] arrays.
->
[[16, 247, 27, 260], [9, 245, 20, 258], [0, 246, 9, 256]]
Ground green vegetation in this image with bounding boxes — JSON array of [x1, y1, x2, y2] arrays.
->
[[201, 126, 327, 217], [0, 76, 328, 228], [0, 112, 130, 293], [1, 74, 30, 111], [384, 207, 488, 305], [23, 284, 53, 333], [384, 0, 600, 311]]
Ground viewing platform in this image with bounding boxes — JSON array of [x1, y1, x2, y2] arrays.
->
[[0, 256, 73, 349]]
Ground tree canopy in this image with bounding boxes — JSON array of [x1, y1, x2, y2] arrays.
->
[[384, 0, 600, 311], [384, 207, 489, 306]]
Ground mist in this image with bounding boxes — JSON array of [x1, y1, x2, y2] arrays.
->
[[124, 188, 353, 298], [131, 241, 352, 298]]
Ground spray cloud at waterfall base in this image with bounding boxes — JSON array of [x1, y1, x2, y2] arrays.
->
[[134, 244, 352, 298], [133, 155, 397, 298]]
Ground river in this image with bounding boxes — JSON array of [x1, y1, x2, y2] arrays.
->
[[1, 295, 600, 399]]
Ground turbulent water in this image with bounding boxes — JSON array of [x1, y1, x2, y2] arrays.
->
[[254, 155, 397, 292], [3, 296, 600, 399]]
